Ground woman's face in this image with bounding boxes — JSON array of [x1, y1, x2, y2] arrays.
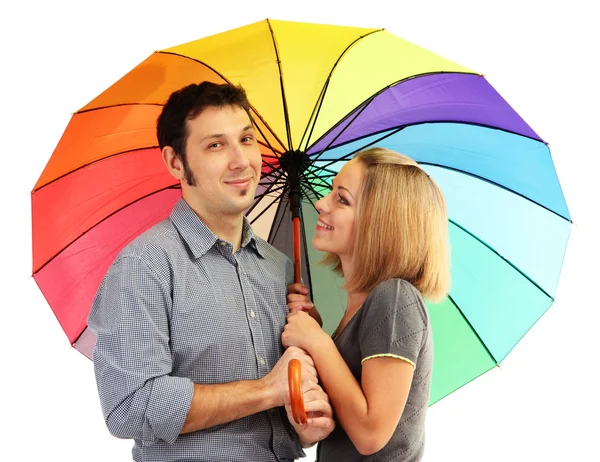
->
[[312, 158, 364, 260]]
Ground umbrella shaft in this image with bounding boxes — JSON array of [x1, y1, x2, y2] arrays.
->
[[293, 217, 301, 283]]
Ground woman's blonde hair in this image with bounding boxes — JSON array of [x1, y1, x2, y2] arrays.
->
[[322, 147, 451, 302]]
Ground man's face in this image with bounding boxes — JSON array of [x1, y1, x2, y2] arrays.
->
[[180, 104, 262, 219]]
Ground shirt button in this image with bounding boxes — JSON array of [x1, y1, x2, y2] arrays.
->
[[219, 241, 226, 246], [259, 358, 265, 365], [250, 310, 256, 318]]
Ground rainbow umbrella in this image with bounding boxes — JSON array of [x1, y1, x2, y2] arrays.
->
[[31, 19, 571, 404]]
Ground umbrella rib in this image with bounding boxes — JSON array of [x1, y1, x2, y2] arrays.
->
[[307, 97, 376, 163], [71, 327, 90, 348], [32, 184, 181, 275], [250, 109, 287, 155], [447, 294, 499, 365], [311, 126, 403, 172], [448, 218, 555, 300], [77, 101, 164, 114], [248, 193, 283, 225], [262, 156, 286, 176], [251, 116, 284, 160], [266, 19, 293, 150], [302, 177, 329, 200], [32, 146, 162, 193], [300, 184, 321, 211], [268, 194, 291, 244], [305, 174, 336, 187], [296, 176, 558, 300], [298, 28, 384, 150], [245, 170, 286, 217], [257, 182, 286, 193], [427, 164, 570, 223], [157, 50, 289, 151], [304, 71, 477, 155], [34, 138, 281, 194], [78, 51, 289, 152], [310, 119, 547, 165], [303, 170, 337, 182], [261, 158, 283, 178], [260, 169, 287, 187], [305, 126, 569, 223], [260, 172, 286, 184], [301, 170, 559, 298], [258, 140, 281, 153]]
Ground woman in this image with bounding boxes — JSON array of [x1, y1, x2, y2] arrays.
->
[[282, 147, 450, 461]]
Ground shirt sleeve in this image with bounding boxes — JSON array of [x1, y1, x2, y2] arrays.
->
[[88, 255, 194, 445], [359, 279, 428, 368]]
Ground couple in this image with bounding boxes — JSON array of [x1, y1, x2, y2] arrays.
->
[[88, 81, 450, 461]]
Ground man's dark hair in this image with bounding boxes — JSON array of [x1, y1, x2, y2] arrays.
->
[[157, 81, 252, 157]]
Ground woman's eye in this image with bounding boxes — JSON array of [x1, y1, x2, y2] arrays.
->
[[337, 193, 348, 205]]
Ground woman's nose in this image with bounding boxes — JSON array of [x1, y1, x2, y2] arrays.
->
[[315, 194, 329, 213]]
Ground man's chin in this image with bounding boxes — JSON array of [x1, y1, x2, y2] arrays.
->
[[229, 196, 256, 214]]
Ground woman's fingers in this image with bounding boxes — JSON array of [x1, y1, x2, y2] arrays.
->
[[288, 301, 314, 313], [287, 282, 309, 295]]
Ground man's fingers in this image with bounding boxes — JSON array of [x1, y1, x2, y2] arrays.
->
[[285, 347, 315, 368], [306, 416, 335, 428], [302, 389, 329, 404]]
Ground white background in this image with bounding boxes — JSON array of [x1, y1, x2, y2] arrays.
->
[[2, 1, 598, 460]]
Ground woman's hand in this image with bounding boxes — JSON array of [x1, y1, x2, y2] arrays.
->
[[282, 310, 327, 353], [287, 283, 313, 312], [287, 283, 323, 326]]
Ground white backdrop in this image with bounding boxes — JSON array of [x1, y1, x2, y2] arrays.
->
[[2, 1, 598, 460]]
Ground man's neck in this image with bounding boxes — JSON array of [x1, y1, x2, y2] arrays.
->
[[183, 197, 245, 253], [204, 214, 245, 252]]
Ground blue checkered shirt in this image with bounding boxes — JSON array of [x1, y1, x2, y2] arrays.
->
[[88, 198, 304, 461]]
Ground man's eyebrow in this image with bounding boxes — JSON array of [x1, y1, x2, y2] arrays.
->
[[199, 125, 255, 143], [199, 133, 224, 143]]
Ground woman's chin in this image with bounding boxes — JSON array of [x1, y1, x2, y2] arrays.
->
[[311, 237, 327, 252]]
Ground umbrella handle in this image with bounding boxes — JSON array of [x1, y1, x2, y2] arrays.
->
[[288, 358, 307, 424]]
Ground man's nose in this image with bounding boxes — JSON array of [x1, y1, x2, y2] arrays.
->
[[230, 143, 251, 169]]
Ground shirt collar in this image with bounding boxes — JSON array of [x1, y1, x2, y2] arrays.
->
[[170, 198, 265, 259]]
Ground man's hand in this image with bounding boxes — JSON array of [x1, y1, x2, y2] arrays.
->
[[261, 346, 317, 407], [285, 380, 335, 447]]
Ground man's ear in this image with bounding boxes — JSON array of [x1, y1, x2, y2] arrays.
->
[[162, 146, 185, 181]]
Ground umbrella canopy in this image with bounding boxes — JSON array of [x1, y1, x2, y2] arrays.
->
[[31, 19, 571, 404]]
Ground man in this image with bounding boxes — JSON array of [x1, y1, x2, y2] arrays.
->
[[88, 81, 334, 461]]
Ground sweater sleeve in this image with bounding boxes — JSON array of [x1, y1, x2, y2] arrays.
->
[[359, 279, 429, 368]]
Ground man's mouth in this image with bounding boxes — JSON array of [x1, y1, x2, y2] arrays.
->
[[225, 177, 252, 188]]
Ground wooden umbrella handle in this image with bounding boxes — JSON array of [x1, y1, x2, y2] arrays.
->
[[288, 359, 307, 424]]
